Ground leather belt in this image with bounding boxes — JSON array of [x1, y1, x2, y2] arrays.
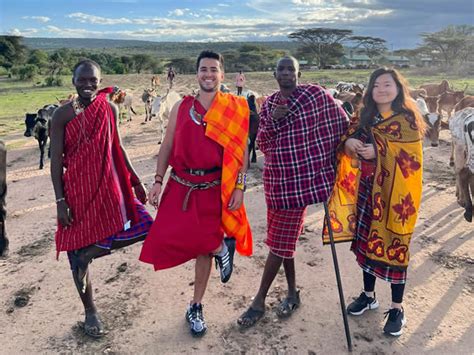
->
[[185, 167, 221, 176], [170, 171, 220, 211]]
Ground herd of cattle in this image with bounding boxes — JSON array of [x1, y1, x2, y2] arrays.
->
[[11, 78, 474, 224]]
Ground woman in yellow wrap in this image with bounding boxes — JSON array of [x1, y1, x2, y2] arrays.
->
[[327, 68, 426, 336]]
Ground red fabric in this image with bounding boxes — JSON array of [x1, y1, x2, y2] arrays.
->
[[139, 96, 224, 270], [265, 207, 307, 259], [55, 88, 138, 253]]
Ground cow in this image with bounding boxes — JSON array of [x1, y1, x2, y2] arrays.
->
[[420, 79, 451, 96], [150, 90, 181, 144], [110, 89, 136, 123], [335, 91, 363, 117], [416, 97, 443, 147], [0, 140, 8, 257], [141, 88, 156, 123], [151, 75, 160, 89], [24, 104, 58, 169], [336, 81, 365, 94], [409, 88, 427, 100], [454, 95, 474, 112], [438, 90, 465, 119], [449, 107, 474, 222]]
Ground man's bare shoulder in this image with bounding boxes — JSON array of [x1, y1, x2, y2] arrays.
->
[[52, 103, 75, 124]]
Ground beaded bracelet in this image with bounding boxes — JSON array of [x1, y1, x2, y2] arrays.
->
[[237, 172, 247, 185]]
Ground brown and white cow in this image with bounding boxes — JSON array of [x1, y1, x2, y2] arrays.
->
[[454, 95, 474, 112], [110, 89, 136, 123], [151, 75, 160, 89], [438, 89, 466, 119], [420, 79, 451, 96], [416, 97, 443, 147], [409, 88, 428, 100], [449, 107, 474, 222], [0, 140, 8, 257]]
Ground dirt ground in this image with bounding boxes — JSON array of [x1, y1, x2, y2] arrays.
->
[[0, 74, 473, 354]]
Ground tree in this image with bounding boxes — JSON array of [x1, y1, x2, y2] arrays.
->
[[421, 25, 474, 67], [288, 28, 353, 67], [168, 57, 195, 74], [350, 36, 387, 64], [27, 49, 49, 73], [0, 36, 26, 69], [132, 54, 154, 73]]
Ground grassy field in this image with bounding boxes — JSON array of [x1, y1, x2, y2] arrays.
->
[[1, 70, 473, 137]]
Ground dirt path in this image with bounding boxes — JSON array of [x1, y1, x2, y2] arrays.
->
[[0, 76, 472, 354]]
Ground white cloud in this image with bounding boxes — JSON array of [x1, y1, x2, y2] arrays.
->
[[21, 16, 51, 23], [8, 28, 38, 36], [169, 9, 185, 16], [67, 12, 133, 25], [217, 3, 230, 6]]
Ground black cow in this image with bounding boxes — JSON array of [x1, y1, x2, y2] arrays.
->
[[0, 140, 8, 257], [247, 95, 260, 165], [24, 104, 58, 169]]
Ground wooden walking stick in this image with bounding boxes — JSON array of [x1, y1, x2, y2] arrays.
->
[[323, 200, 353, 352]]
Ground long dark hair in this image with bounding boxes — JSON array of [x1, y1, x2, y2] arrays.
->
[[359, 67, 426, 136]]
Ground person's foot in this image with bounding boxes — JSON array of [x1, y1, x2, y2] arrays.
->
[[276, 290, 301, 318], [214, 238, 235, 283], [237, 306, 265, 328], [383, 308, 406, 336], [347, 292, 379, 315], [185, 303, 207, 337], [82, 312, 105, 338]]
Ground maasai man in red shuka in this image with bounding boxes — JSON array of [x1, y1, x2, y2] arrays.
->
[[140, 50, 252, 338], [237, 56, 349, 329], [50, 60, 152, 338]]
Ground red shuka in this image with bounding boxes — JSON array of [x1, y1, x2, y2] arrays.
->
[[55, 89, 138, 253]]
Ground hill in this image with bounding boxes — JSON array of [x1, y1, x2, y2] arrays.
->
[[23, 37, 299, 58]]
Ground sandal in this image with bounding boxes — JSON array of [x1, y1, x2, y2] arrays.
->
[[276, 290, 301, 318], [237, 307, 265, 328]]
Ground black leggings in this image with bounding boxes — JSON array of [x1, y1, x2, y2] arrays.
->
[[363, 271, 405, 303]]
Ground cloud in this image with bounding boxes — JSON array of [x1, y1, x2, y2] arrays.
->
[[67, 12, 133, 25], [21, 16, 50, 23], [7, 28, 39, 36], [169, 9, 186, 16]]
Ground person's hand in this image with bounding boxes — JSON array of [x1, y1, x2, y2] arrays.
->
[[344, 138, 364, 157], [272, 105, 289, 121], [134, 182, 148, 205], [57, 201, 73, 228], [357, 144, 376, 160], [228, 189, 244, 211], [148, 183, 162, 209]]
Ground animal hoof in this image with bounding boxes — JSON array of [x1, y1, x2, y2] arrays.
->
[[449, 161, 454, 167], [464, 207, 473, 223]]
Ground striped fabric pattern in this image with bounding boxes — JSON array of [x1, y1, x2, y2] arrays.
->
[[55, 89, 137, 253], [204, 92, 253, 256], [265, 207, 307, 259], [95, 199, 152, 249], [257, 85, 349, 210]]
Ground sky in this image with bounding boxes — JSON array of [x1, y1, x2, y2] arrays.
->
[[0, 0, 472, 49]]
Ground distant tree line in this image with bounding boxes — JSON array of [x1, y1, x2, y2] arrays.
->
[[0, 36, 288, 84], [288, 25, 473, 69]]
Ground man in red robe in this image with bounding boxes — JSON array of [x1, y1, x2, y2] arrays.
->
[[50, 59, 152, 338]]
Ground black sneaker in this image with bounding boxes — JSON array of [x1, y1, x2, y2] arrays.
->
[[215, 238, 235, 283], [185, 303, 207, 337], [383, 308, 406, 336], [347, 292, 379, 315]]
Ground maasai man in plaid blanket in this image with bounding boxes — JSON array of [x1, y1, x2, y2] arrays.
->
[[140, 50, 252, 338], [238, 56, 349, 328], [50, 60, 152, 338]]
